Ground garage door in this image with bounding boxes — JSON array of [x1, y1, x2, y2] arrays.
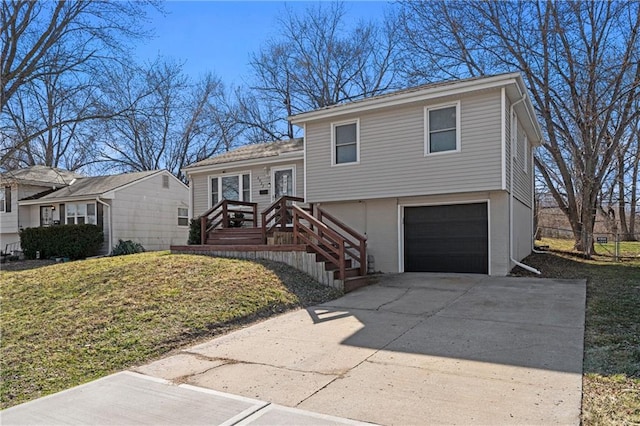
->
[[404, 203, 488, 273]]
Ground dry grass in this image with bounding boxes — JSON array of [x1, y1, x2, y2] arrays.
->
[[514, 244, 640, 425], [0, 252, 341, 409]]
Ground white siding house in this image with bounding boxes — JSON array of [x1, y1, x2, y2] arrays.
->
[[17, 170, 189, 253], [1, 166, 83, 252]]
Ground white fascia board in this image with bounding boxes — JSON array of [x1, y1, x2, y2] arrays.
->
[[290, 73, 522, 125], [19, 196, 98, 206], [513, 76, 544, 145], [183, 152, 304, 177]]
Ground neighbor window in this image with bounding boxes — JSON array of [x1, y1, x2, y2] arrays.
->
[[210, 173, 250, 206], [425, 104, 459, 154], [178, 207, 189, 226], [333, 121, 359, 165], [0, 186, 10, 213], [162, 175, 170, 189], [66, 202, 96, 225]]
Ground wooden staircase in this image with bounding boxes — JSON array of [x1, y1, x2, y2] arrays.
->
[[195, 197, 369, 293]]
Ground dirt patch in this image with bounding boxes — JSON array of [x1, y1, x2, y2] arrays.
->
[[0, 259, 56, 272]]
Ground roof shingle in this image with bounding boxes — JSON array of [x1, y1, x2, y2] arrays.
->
[[185, 139, 303, 169]]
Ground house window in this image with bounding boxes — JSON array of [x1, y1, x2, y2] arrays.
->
[[162, 175, 170, 188], [178, 207, 189, 226], [332, 121, 359, 165], [425, 103, 460, 154], [210, 173, 250, 206], [523, 136, 528, 173], [1, 186, 11, 213], [66, 202, 96, 225]]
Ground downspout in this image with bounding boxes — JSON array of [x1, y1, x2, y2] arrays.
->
[[96, 197, 112, 255], [510, 94, 541, 275]]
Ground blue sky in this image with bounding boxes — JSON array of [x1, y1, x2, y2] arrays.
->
[[135, 1, 391, 86]]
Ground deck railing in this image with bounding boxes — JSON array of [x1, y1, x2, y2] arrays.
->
[[261, 196, 306, 239], [199, 199, 258, 245], [318, 207, 368, 277]]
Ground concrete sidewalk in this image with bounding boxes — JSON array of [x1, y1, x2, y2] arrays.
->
[[1, 372, 369, 425], [2, 273, 586, 425]]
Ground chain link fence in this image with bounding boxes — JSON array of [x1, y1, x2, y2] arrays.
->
[[536, 226, 640, 261]]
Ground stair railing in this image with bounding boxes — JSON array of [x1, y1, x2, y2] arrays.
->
[[199, 199, 258, 245], [317, 207, 368, 276], [292, 205, 346, 280], [261, 196, 305, 241]]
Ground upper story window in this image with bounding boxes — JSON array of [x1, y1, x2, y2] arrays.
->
[[66, 202, 96, 225], [0, 186, 10, 212], [332, 120, 359, 165], [210, 173, 250, 206], [162, 175, 170, 188], [425, 103, 460, 155], [523, 135, 529, 173]]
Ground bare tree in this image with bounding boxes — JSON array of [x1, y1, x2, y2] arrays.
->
[[244, 1, 401, 139], [98, 60, 238, 180], [399, 1, 640, 254], [0, 0, 156, 167]]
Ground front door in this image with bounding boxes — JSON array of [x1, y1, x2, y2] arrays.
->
[[272, 167, 294, 200], [40, 206, 54, 226]]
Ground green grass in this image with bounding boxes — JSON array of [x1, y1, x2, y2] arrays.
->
[[0, 252, 341, 409], [538, 236, 640, 258], [514, 246, 640, 425]]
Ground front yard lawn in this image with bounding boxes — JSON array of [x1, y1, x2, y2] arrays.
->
[[515, 248, 640, 425], [0, 252, 341, 409]]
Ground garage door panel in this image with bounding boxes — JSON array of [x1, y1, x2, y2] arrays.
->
[[404, 203, 488, 274]]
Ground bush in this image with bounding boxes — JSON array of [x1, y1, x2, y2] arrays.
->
[[111, 239, 145, 256], [20, 225, 104, 260], [188, 218, 204, 245]]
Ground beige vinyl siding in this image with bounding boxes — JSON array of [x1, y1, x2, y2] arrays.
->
[[110, 172, 189, 250], [513, 197, 533, 261], [305, 90, 503, 203], [512, 116, 533, 207], [319, 190, 512, 276], [189, 159, 304, 222]]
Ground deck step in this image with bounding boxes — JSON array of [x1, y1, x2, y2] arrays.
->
[[343, 276, 371, 293], [333, 267, 361, 280], [324, 259, 352, 270]]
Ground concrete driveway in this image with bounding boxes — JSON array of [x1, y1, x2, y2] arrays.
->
[[3, 274, 586, 425]]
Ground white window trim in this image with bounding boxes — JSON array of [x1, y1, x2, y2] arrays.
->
[[424, 101, 461, 156], [177, 207, 189, 227], [331, 119, 360, 166], [207, 171, 252, 207], [270, 164, 297, 201], [523, 135, 528, 173], [65, 202, 97, 225], [511, 110, 518, 159]]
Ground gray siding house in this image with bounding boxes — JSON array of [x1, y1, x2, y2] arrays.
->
[[184, 73, 542, 276], [16, 170, 189, 253]]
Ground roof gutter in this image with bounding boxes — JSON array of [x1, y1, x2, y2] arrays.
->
[[510, 95, 541, 275]]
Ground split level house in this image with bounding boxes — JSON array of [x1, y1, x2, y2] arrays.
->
[[1, 167, 189, 255], [179, 73, 543, 289]]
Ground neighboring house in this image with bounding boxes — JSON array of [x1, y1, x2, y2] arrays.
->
[[15, 170, 189, 254], [184, 73, 543, 276], [0, 166, 83, 252]]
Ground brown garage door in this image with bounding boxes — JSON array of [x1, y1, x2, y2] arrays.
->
[[404, 203, 488, 273]]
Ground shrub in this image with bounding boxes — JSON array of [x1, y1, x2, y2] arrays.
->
[[111, 239, 145, 256], [20, 225, 104, 260], [188, 218, 206, 245]]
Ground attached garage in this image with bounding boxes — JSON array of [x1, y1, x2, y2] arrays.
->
[[403, 203, 488, 274]]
